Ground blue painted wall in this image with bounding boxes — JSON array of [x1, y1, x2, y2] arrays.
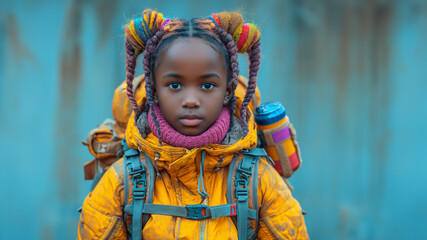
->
[[1, 0, 426, 239]]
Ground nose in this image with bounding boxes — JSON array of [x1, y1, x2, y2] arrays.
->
[[182, 89, 200, 108]]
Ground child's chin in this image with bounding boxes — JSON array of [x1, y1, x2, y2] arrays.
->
[[178, 126, 206, 136], [179, 129, 203, 136]]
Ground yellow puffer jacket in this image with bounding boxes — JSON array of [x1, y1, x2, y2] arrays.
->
[[77, 76, 309, 240]]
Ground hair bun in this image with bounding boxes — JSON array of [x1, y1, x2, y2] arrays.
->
[[210, 12, 260, 53], [125, 9, 169, 55]]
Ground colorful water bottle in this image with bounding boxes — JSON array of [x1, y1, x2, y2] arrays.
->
[[254, 102, 302, 178]]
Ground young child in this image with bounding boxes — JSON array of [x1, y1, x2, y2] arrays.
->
[[78, 9, 309, 239]]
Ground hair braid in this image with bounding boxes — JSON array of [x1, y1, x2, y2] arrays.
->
[[124, 9, 169, 130], [240, 40, 261, 134], [142, 30, 167, 144], [125, 40, 140, 116], [210, 12, 261, 135], [213, 27, 239, 115]]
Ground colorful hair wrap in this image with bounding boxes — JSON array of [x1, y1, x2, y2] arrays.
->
[[238, 23, 259, 53], [209, 14, 221, 27], [134, 18, 150, 44], [210, 12, 260, 53], [236, 23, 248, 50], [125, 10, 170, 55], [126, 22, 144, 49], [231, 22, 243, 43]]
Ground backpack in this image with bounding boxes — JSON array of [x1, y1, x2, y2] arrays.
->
[[81, 118, 124, 190], [121, 138, 271, 240]]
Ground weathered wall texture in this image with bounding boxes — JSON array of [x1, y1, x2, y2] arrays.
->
[[1, 0, 426, 239]]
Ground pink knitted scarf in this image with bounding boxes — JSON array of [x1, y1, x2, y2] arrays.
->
[[148, 104, 230, 148]]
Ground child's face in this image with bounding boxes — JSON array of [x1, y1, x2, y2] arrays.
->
[[153, 38, 232, 136]]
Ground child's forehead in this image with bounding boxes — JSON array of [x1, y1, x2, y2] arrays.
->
[[164, 38, 217, 55], [159, 38, 224, 66]]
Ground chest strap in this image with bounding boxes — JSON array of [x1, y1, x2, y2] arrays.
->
[[125, 203, 256, 220]]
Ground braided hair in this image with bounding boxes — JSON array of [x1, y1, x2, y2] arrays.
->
[[124, 9, 261, 142]]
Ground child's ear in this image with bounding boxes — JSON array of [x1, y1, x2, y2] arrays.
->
[[223, 81, 233, 105]]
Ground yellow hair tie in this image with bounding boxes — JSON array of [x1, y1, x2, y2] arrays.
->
[[149, 12, 156, 32], [232, 22, 243, 43]]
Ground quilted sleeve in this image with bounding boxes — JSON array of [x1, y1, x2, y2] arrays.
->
[[257, 160, 309, 240], [77, 160, 127, 240]]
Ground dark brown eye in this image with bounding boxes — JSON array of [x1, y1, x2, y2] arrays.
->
[[169, 82, 181, 90], [201, 83, 214, 90]]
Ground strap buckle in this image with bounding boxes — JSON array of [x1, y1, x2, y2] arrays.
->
[[236, 187, 248, 200], [126, 158, 145, 176], [237, 164, 252, 179], [128, 167, 144, 176], [185, 204, 208, 220], [133, 186, 146, 200], [235, 178, 248, 187], [230, 204, 237, 216], [133, 178, 146, 200], [134, 178, 146, 186]]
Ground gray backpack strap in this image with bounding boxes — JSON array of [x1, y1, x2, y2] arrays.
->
[[241, 148, 270, 240], [227, 148, 267, 240], [251, 158, 259, 240], [141, 152, 155, 228], [227, 155, 239, 228], [122, 139, 156, 240], [235, 152, 256, 240], [122, 139, 145, 240], [122, 147, 130, 238]]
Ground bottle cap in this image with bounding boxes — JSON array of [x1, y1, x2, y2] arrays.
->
[[254, 102, 287, 125]]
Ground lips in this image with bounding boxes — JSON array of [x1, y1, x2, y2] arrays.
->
[[179, 114, 203, 127]]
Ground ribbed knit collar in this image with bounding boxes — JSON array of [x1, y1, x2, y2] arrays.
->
[[147, 104, 230, 149]]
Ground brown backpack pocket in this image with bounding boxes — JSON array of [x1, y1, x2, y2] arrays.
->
[[82, 119, 123, 180]]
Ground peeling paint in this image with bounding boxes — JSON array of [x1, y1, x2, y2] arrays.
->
[[55, 0, 83, 203], [367, 2, 392, 233], [6, 14, 36, 63], [93, 0, 118, 46]]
